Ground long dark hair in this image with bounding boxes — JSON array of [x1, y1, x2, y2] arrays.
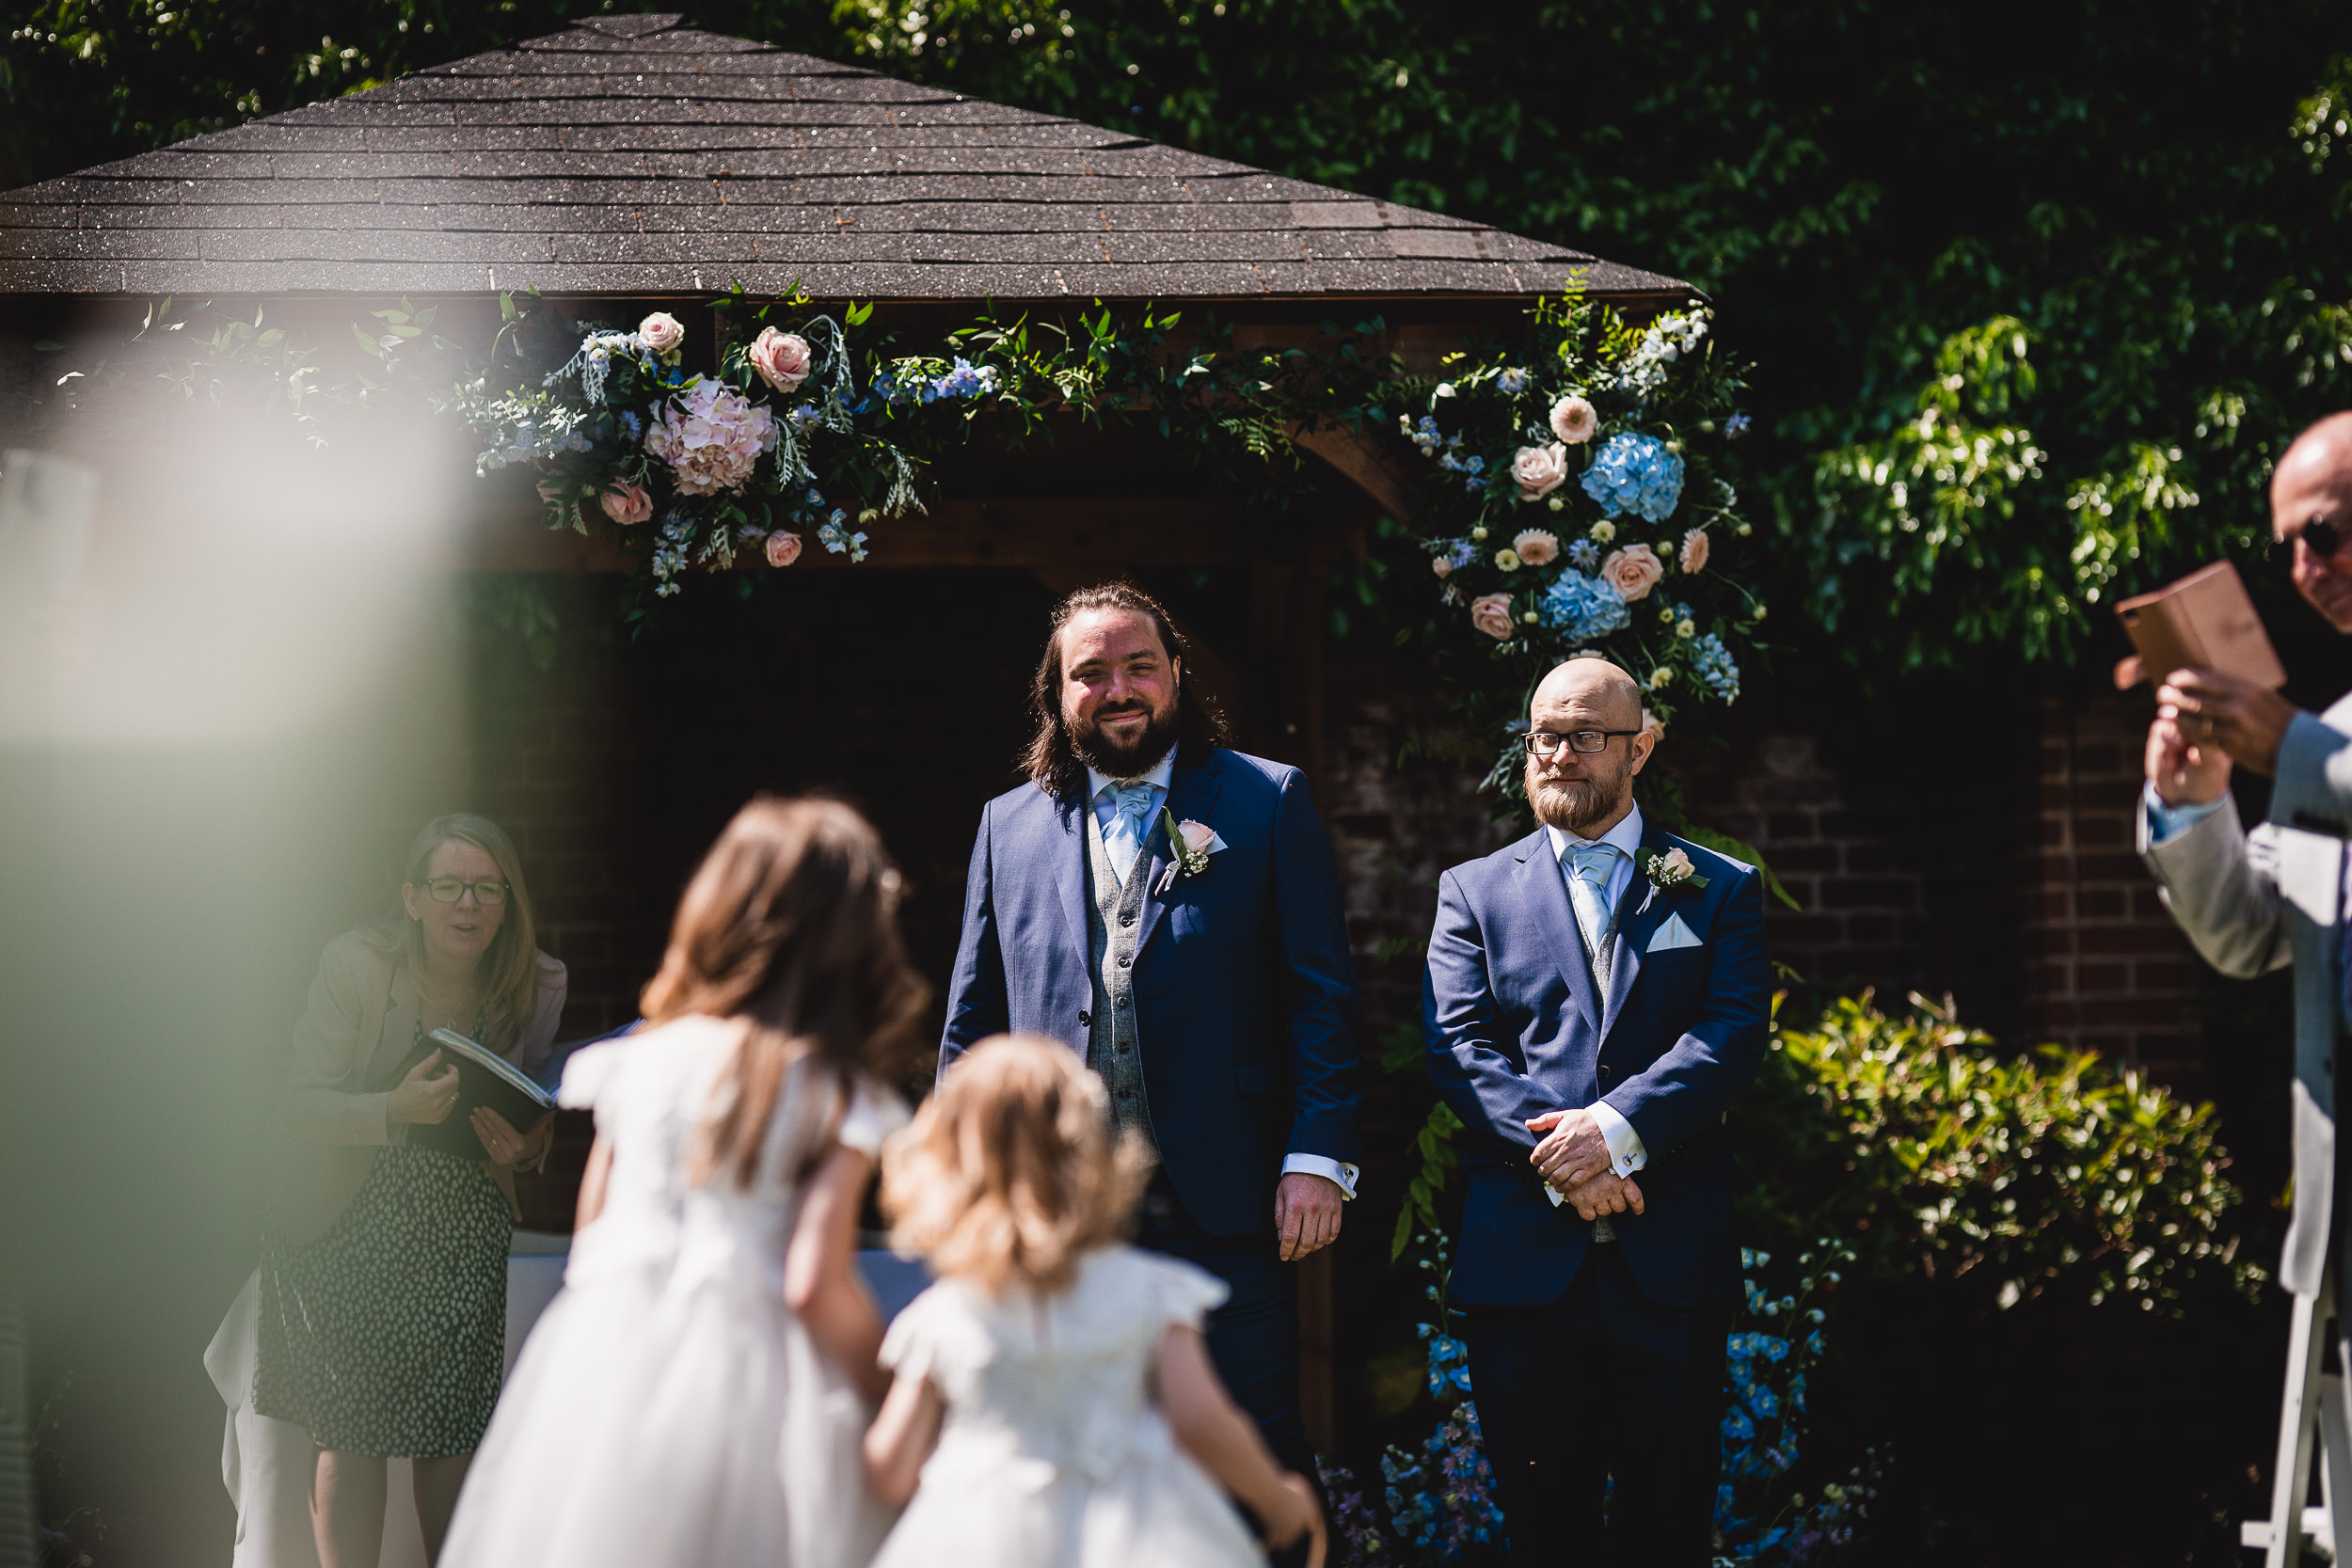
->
[[1020, 581, 1229, 801], [640, 796, 930, 1190]]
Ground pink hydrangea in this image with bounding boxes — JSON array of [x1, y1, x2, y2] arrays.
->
[[644, 380, 778, 497]]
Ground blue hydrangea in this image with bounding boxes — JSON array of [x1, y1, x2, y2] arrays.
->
[[1539, 572, 1630, 641], [1580, 432, 1686, 522], [1692, 633, 1741, 702]]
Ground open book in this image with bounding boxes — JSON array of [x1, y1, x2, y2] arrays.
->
[[384, 1026, 559, 1160], [2113, 560, 2286, 690]]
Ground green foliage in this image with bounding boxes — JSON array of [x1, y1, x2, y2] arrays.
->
[[1388, 1100, 1461, 1264], [1740, 991, 2260, 1316]]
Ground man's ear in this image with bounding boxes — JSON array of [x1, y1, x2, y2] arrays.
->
[[1629, 732, 1656, 775]]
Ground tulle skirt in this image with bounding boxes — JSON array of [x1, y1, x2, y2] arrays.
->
[[870, 1419, 1265, 1568], [439, 1266, 891, 1568]]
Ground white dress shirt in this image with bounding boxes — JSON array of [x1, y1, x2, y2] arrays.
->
[[1084, 752, 1359, 1200], [1541, 808, 1651, 1196]]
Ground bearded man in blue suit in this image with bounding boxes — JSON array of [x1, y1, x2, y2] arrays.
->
[[941, 581, 1362, 1475], [1424, 656, 1770, 1562]]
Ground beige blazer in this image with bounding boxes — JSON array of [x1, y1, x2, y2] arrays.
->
[[2141, 695, 2352, 1300], [274, 928, 567, 1243]]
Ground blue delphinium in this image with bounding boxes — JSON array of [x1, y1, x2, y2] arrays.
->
[[1497, 366, 1529, 394], [1380, 1401, 1503, 1562], [1725, 413, 1754, 437], [1692, 633, 1741, 702], [1567, 538, 1600, 571], [1580, 432, 1686, 522], [1539, 572, 1631, 641]]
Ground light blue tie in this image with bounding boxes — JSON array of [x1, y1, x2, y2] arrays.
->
[[1562, 841, 1621, 984], [1101, 782, 1157, 884]]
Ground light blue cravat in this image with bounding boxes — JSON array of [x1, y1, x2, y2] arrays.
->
[[1099, 781, 1157, 884], [1561, 841, 1622, 985]]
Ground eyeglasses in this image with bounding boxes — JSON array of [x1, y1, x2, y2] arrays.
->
[[1523, 729, 1642, 757], [422, 878, 508, 906], [2284, 515, 2345, 560]]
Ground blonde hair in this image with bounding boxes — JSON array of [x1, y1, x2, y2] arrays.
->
[[372, 813, 541, 1052], [641, 796, 930, 1191], [881, 1035, 1151, 1295]]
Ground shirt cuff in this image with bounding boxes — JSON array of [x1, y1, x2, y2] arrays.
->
[[1281, 1153, 1359, 1200], [1590, 1101, 1647, 1176], [2143, 782, 2223, 845]]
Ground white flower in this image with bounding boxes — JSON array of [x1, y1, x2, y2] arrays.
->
[[1494, 548, 1522, 572], [1547, 496, 1565, 512], [638, 311, 686, 356], [1649, 666, 1675, 689], [1676, 618, 1696, 639], [1590, 519, 1616, 544], [1510, 443, 1570, 502]]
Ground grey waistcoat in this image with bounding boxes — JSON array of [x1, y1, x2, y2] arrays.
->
[[1083, 809, 1158, 1154]]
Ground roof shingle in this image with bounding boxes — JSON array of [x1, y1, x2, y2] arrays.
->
[[0, 13, 1688, 303]]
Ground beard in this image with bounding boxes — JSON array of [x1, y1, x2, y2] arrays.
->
[[1068, 697, 1183, 779], [1527, 754, 1632, 836]]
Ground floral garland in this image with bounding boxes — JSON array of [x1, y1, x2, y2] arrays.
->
[[1387, 294, 1760, 785]]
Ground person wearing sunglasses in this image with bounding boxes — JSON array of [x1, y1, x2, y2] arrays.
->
[[230, 813, 567, 1568], [2140, 410, 2352, 1471]]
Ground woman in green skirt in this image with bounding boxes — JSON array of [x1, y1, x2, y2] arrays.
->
[[254, 814, 566, 1567]]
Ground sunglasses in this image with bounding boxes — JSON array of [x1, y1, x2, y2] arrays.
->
[[2286, 516, 2346, 560]]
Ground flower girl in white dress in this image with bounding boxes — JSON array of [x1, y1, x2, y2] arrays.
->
[[439, 798, 930, 1568], [863, 1035, 1325, 1568]]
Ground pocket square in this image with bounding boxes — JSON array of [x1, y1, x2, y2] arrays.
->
[[1645, 911, 1705, 952]]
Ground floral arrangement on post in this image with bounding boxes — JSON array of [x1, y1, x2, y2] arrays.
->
[[1398, 295, 1762, 794]]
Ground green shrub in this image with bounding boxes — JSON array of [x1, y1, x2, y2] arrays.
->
[[1738, 991, 2261, 1315]]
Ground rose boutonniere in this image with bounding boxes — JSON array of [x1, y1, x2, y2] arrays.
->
[[1153, 810, 1221, 895], [1643, 847, 1709, 892]]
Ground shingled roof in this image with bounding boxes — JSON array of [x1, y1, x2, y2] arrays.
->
[[0, 12, 1686, 304]]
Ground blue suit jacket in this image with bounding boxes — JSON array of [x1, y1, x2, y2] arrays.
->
[[941, 747, 1362, 1236], [1423, 820, 1769, 1308]]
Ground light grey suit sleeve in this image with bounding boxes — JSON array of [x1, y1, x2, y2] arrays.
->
[[2267, 709, 2352, 838], [2137, 792, 2292, 978]]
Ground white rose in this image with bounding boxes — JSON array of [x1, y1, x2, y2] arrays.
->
[[639, 312, 686, 356]]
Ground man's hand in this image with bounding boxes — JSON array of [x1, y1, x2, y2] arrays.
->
[[1275, 1172, 1344, 1261], [1560, 1170, 1645, 1223], [2145, 701, 2233, 807], [1526, 1108, 1610, 1190], [2158, 667, 2299, 779]]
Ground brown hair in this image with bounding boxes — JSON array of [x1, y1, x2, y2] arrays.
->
[[641, 796, 930, 1190], [372, 814, 541, 1052], [1020, 580, 1228, 801], [880, 1035, 1151, 1295]]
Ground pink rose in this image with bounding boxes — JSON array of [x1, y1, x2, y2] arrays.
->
[[1549, 395, 1598, 445], [763, 530, 803, 568], [1681, 527, 1710, 573], [1512, 529, 1560, 567], [1176, 818, 1216, 856], [1641, 708, 1667, 745], [639, 312, 686, 356], [748, 326, 812, 393], [1431, 555, 1454, 578], [1510, 443, 1569, 501], [1598, 544, 1664, 603], [1469, 593, 1517, 641], [600, 481, 653, 526]]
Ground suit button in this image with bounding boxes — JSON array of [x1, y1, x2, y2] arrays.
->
[[1120, 913, 1136, 927], [1118, 956, 1131, 968], [1079, 1011, 1092, 1027], [1598, 1065, 1614, 1082], [1118, 996, 1131, 1008]]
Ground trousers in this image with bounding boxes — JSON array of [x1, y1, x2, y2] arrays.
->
[[1135, 1173, 1312, 1478], [1459, 1243, 1725, 1564]]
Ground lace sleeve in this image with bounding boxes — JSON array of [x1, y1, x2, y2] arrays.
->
[[556, 1041, 622, 1113], [1140, 1252, 1230, 1331]]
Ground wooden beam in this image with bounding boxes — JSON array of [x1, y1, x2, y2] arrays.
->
[[458, 497, 1238, 573], [1291, 424, 1414, 526]]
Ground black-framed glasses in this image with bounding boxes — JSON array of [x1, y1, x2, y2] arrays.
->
[[2282, 515, 2346, 561], [1523, 729, 1642, 757], [422, 877, 508, 906]]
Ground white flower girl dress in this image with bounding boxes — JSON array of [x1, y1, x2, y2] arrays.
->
[[438, 1017, 905, 1568], [871, 1244, 1268, 1568]]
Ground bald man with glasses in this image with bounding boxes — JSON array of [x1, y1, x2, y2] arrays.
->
[[2141, 410, 2352, 1351], [1422, 656, 1769, 1562]]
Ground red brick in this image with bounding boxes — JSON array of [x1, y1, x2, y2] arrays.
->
[[2131, 959, 2200, 992], [1820, 879, 1915, 910], [2072, 925, 2189, 956], [2074, 961, 2128, 993]]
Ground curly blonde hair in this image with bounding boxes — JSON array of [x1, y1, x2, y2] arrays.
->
[[881, 1035, 1151, 1295]]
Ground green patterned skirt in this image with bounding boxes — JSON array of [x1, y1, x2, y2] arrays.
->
[[253, 1145, 510, 1457]]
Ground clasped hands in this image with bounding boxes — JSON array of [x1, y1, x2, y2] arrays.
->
[[1525, 1108, 1643, 1222]]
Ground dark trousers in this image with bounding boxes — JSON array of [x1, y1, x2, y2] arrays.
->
[[1459, 1243, 1726, 1564], [1136, 1174, 1313, 1477]]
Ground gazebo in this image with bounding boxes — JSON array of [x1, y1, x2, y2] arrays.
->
[[0, 11, 1692, 1529]]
